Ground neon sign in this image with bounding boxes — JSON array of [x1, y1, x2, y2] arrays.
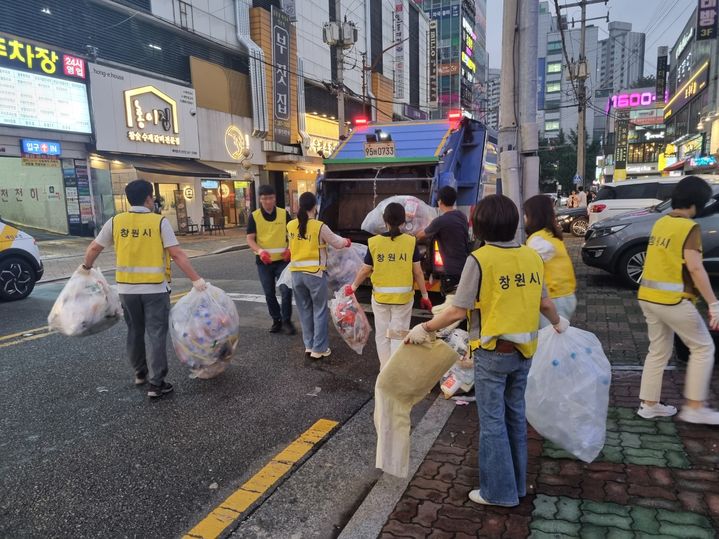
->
[[608, 91, 657, 111], [664, 61, 710, 120]]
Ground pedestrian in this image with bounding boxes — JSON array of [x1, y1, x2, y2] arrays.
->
[[577, 186, 588, 207], [246, 184, 295, 335], [567, 190, 579, 208], [416, 186, 470, 296], [288, 192, 350, 359], [81, 179, 207, 398], [637, 176, 719, 424], [586, 189, 595, 205], [345, 203, 433, 370], [405, 194, 567, 507], [524, 194, 577, 324]]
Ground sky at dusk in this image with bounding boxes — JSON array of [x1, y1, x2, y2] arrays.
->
[[486, 0, 698, 72]]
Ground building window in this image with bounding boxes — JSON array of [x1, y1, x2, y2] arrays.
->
[[547, 41, 562, 52], [177, 0, 193, 30], [546, 81, 561, 93], [547, 62, 562, 74], [545, 120, 560, 131]]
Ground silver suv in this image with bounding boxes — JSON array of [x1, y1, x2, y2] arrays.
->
[[582, 183, 719, 287]]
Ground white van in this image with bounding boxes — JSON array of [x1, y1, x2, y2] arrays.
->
[[588, 178, 682, 226], [0, 218, 44, 301]]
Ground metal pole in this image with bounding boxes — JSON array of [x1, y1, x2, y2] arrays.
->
[[335, 0, 346, 138], [518, 0, 540, 213], [576, 0, 587, 188]]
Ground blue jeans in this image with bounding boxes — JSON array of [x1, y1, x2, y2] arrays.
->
[[474, 347, 531, 506], [257, 261, 292, 322], [292, 271, 329, 352]]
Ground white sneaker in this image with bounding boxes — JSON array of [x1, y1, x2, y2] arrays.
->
[[468, 489, 517, 507], [310, 348, 331, 359], [637, 402, 677, 419], [678, 406, 719, 425]]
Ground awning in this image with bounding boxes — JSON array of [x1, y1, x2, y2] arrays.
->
[[663, 159, 687, 172], [96, 153, 231, 178]]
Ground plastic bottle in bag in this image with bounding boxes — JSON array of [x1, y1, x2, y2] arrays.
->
[[329, 289, 371, 354], [326, 244, 368, 293], [361, 196, 437, 237]]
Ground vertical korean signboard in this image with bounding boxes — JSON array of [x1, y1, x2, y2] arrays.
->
[[272, 7, 291, 145], [428, 20, 438, 106], [614, 110, 630, 181], [697, 0, 718, 40], [394, 0, 404, 100], [655, 46, 668, 102]]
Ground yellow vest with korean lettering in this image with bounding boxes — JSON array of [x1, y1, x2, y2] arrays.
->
[[287, 218, 326, 273], [369, 233, 416, 304], [253, 208, 288, 262], [113, 212, 170, 284], [468, 244, 544, 358], [638, 215, 697, 305], [527, 228, 577, 298]]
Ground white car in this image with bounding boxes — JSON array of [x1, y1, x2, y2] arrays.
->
[[0, 218, 44, 301], [587, 178, 683, 226]]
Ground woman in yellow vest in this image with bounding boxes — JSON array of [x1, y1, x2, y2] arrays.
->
[[405, 195, 567, 507], [637, 176, 719, 424], [524, 195, 577, 324], [288, 192, 350, 359], [345, 202, 433, 370]]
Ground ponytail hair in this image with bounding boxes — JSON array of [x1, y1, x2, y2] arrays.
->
[[383, 202, 406, 240], [524, 194, 563, 239], [298, 191, 317, 239]]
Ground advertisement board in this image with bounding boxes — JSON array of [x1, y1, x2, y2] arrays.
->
[[614, 110, 630, 172], [88, 63, 200, 157], [656, 48, 668, 102], [271, 7, 291, 145], [428, 21, 438, 106], [697, 0, 718, 40]]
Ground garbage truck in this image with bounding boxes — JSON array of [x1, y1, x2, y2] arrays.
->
[[318, 115, 498, 291]]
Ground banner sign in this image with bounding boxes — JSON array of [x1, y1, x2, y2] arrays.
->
[[656, 50, 668, 102], [697, 0, 718, 41], [614, 110, 630, 171], [272, 6, 291, 145], [394, 1, 404, 100], [428, 21, 437, 106]]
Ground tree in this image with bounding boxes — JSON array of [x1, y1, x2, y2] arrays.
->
[[633, 74, 656, 88], [538, 129, 600, 194]]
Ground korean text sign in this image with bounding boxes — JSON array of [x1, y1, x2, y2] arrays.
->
[[0, 33, 85, 80], [272, 7, 292, 145], [697, 0, 718, 41]]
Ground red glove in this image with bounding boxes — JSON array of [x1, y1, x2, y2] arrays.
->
[[344, 238, 352, 248], [344, 284, 355, 297], [420, 297, 433, 312], [282, 249, 291, 262], [258, 250, 272, 265]]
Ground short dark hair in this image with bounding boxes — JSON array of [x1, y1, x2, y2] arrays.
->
[[472, 194, 518, 242], [125, 179, 153, 206], [524, 194, 563, 239], [258, 184, 276, 197], [671, 176, 713, 210], [578, 186, 584, 192], [438, 186, 457, 206]]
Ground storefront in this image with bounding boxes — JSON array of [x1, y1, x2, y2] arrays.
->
[[87, 63, 229, 232], [0, 33, 93, 235]]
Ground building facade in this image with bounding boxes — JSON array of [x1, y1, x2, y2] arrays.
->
[[597, 22, 646, 93], [485, 67, 500, 130]]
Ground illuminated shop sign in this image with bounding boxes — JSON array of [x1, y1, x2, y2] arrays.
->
[[0, 33, 86, 80], [675, 27, 694, 59], [607, 91, 658, 111], [21, 138, 61, 155], [461, 17, 476, 73], [664, 61, 710, 120]]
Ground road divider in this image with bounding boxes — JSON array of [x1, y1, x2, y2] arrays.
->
[[183, 418, 339, 539]]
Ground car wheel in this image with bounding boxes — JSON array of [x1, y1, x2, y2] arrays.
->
[[570, 217, 589, 237], [617, 244, 647, 288], [0, 256, 36, 301]]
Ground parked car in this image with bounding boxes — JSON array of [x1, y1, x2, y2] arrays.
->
[[587, 177, 685, 226], [556, 207, 589, 237], [0, 218, 43, 301], [582, 180, 719, 287]]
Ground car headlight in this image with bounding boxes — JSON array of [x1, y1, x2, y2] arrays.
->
[[592, 224, 628, 238]]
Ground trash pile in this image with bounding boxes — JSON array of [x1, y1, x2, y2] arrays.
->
[[525, 325, 611, 462], [326, 243, 368, 293], [329, 289, 371, 354], [169, 284, 240, 379], [361, 195, 437, 236], [48, 267, 123, 337]]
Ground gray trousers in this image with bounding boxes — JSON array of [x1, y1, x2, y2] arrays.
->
[[119, 293, 171, 386]]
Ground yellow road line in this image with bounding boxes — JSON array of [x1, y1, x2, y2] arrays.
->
[[0, 325, 50, 342], [183, 418, 339, 539], [0, 332, 55, 349]]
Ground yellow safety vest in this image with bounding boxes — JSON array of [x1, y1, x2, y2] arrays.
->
[[113, 212, 170, 284], [527, 228, 577, 298], [287, 218, 326, 273], [638, 215, 698, 305], [253, 208, 288, 262], [369, 233, 416, 304], [468, 244, 544, 358]]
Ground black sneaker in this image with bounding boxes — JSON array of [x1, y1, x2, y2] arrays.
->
[[147, 382, 174, 398], [283, 320, 297, 335], [270, 320, 283, 333]]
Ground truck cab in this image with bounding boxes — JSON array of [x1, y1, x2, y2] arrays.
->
[[318, 115, 497, 290]]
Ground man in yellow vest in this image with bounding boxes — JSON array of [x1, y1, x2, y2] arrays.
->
[[81, 180, 207, 399], [246, 184, 295, 334], [637, 175, 719, 424]]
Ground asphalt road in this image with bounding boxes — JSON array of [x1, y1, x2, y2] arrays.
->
[[0, 251, 382, 538]]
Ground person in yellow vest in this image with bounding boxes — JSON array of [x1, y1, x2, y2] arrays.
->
[[524, 194, 577, 324], [345, 203, 433, 370], [637, 176, 719, 424], [288, 192, 350, 359], [81, 180, 207, 399], [405, 195, 567, 507], [246, 184, 295, 335]]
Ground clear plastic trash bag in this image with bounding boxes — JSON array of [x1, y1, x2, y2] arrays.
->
[[277, 264, 293, 291], [169, 284, 240, 371], [361, 195, 437, 236], [326, 243, 368, 293], [329, 289, 371, 354], [48, 267, 122, 337], [525, 326, 611, 463]]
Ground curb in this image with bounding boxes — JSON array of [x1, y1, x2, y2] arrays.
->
[[211, 244, 250, 255]]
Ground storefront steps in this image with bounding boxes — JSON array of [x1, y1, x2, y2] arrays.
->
[[36, 227, 248, 283]]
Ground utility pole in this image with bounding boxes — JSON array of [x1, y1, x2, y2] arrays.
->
[[334, 0, 345, 138]]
